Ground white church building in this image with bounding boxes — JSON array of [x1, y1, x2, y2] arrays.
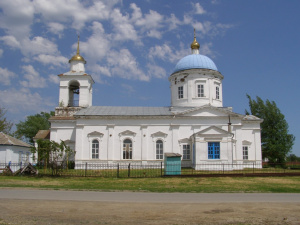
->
[[49, 33, 263, 169]]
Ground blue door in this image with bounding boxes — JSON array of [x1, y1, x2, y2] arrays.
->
[[208, 142, 220, 159]]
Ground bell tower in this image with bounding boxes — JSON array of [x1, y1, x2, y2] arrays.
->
[[56, 36, 94, 117]]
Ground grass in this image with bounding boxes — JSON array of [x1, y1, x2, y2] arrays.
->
[[0, 176, 300, 193]]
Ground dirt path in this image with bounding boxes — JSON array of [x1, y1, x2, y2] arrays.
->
[[1, 199, 300, 225]]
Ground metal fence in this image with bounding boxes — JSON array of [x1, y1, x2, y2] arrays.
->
[[1, 161, 300, 178]]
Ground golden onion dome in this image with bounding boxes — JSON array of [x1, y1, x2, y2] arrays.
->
[[191, 28, 200, 50], [69, 36, 86, 64]]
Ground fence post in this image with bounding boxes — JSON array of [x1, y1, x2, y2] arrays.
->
[[223, 164, 224, 174], [253, 162, 255, 174], [128, 163, 130, 178], [161, 162, 163, 177], [85, 162, 87, 177], [117, 163, 119, 178]]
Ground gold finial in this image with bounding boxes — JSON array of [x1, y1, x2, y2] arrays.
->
[[191, 28, 200, 50], [76, 35, 80, 55], [69, 35, 86, 64]]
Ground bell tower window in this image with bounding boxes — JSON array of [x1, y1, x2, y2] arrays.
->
[[178, 86, 183, 99], [216, 86, 220, 100], [69, 80, 80, 107], [197, 84, 204, 97]]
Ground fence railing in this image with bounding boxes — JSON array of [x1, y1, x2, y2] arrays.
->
[[1, 161, 300, 178]]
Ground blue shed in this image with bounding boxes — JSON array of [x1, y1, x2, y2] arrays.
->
[[164, 153, 182, 175]]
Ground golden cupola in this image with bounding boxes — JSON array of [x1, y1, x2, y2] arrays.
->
[[191, 28, 200, 54], [69, 36, 86, 64]]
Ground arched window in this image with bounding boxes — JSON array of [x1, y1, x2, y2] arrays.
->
[[92, 139, 99, 159], [69, 80, 80, 107], [123, 139, 132, 159], [156, 140, 163, 159]]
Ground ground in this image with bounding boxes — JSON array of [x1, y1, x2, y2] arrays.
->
[[1, 200, 300, 225]]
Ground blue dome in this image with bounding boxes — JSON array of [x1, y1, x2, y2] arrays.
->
[[173, 54, 218, 73]]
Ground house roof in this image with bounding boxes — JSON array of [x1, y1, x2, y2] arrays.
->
[[0, 132, 32, 148], [33, 130, 50, 140]]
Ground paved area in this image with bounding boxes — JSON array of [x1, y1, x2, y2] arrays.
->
[[0, 189, 300, 203], [1, 189, 300, 224]]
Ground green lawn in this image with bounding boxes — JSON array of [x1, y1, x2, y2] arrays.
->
[[0, 176, 300, 193]]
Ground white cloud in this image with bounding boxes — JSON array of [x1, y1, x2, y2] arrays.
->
[[47, 22, 65, 37], [0, 0, 34, 39], [33, 0, 116, 30], [130, 4, 164, 39], [0, 67, 17, 86], [33, 54, 68, 67], [0, 88, 53, 114], [200, 42, 216, 58], [0, 35, 21, 48], [107, 49, 149, 81], [121, 84, 135, 94], [20, 65, 46, 88], [111, 8, 139, 42], [22, 37, 59, 56], [79, 22, 111, 62], [193, 3, 206, 15], [90, 64, 111, 77], [166, 14, 181, 30], [147, 30, 162, 39], [149, 43, 189, 63], [48, 74, 60, 84], [0, 49, 3, 57], [147, 64, 166, 79]]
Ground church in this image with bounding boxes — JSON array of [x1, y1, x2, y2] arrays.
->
[[49, 32, 263, 170]]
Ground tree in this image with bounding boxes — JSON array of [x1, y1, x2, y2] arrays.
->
[[15, 111, 54, 145], [246, 95, 295, 164], [0, 107, 13, 134], [31, 139, 75, 175], [286, 154, 300, 162]]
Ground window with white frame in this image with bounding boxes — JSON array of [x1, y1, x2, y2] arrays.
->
[[216, 86, 220, 100], [182, 144, 191, 160], [123, 139, 132, 159], [243, 146, 249, 160], [197, 84, 204, 97], [92, 139, 99, 159], [156, 140, 163, 159], [178, 86, 183, 99]]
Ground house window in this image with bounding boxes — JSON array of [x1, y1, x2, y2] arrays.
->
[[216, 86, 220, 100], [243, 146, 249, 160], [197, 84, 204, 97], [183, 144, 191, 160], [92, 140, 99, 159], [208, 142, 220, 159], [178, 86, 183, 99], [156, 140, 163, 159], [123, 139, 132, 159]]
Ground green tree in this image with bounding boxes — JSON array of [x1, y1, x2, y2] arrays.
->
[[246, 95, 295, 164], [15, 111, 54, 145], [31, 139, 75, 175], [0, 107, 13, 134]]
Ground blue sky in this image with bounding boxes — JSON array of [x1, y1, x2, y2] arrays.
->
[[0, 0, 299, 155]]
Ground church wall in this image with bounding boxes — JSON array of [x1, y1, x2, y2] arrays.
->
[[73, 116, 259, 164]]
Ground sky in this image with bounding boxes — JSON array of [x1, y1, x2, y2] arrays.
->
[[0, 0, 299, 155]]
